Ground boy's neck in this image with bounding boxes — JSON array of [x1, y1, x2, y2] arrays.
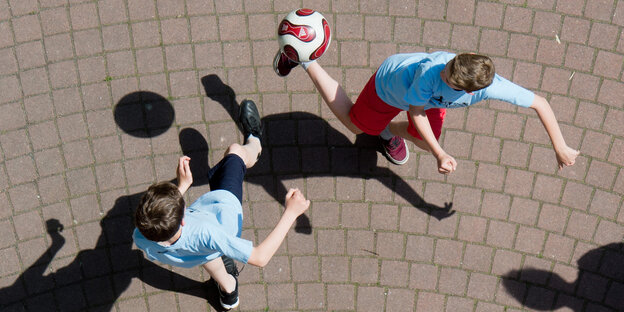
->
[[160, 228, 182, 246], [168, 229, 182, 244]]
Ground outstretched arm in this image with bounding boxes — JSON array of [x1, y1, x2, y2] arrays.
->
[[247, 188, 310, 267], [408, 105, 457, 174], [530, 95, 579, 170]]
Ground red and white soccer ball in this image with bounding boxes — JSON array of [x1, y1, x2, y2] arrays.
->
[[277, 9, 331, 63]]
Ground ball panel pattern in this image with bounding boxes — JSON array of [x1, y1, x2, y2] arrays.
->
[[277, 9, 332, 62]]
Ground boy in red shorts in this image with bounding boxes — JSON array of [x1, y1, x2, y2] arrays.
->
[[274, 51, 579, 174]]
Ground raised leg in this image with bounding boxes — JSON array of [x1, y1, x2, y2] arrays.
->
[[305, 62, 363, 134], [225, 138, 262, 169]]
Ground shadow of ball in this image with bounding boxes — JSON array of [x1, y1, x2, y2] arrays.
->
[[113, 91, 175, 138]]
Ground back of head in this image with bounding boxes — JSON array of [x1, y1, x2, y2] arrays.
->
[[447, 53, 495, 92], [135, 181, 185, 242]]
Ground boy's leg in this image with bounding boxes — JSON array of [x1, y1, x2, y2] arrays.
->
[[389, 108, 446, 151], [202, 257, 236, 293], [389, 121, 431, 151], [305, 61, 411, 164], [304, 61, 363, 134], [203, 257, 239, 309], [207, 99, 263, 203], [275, 53, 409, 164], [206, 142, 257, 204], [226, 139, 261, 169], [275, 53, 362, 135]]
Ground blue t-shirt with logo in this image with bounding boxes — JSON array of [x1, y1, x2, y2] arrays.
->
[[133, 189, 253, 268], [374, 51, 534, 111]]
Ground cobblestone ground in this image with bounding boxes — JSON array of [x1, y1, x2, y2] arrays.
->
[[1, 0, 623, 311]]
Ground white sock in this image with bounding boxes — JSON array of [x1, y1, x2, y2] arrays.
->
[[247, 134, 259, 142], [244, 134, 262, 159], [300, 60, 316, 70], [379, 126, 394, 140]]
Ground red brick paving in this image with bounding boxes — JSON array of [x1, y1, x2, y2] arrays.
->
[[0, 0, 622, 311]]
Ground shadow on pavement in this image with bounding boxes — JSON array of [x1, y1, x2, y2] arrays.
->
[[502, 243, 624, 311], [201, 74, 455, 234], [0, 194, 224, 311], [0, 77, 455, 310], [0, 93, 228, 312], [113, 91, 175, 138]]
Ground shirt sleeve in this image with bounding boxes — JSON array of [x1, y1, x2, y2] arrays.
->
[[133, 228, 160, 262], [483, 74, 535, 108], [199, 227, 254, 264]]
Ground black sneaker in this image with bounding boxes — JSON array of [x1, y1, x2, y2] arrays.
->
[[221, 255, 239, 277], [238, 99, 263, 143], [273, 50, 299, 77], [218, 256, 239, 310]]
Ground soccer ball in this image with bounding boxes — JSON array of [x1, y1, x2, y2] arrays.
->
[[277, 9, 331, 63]]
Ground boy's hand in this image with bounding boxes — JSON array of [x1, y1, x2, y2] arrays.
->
[[248, 188, 311, 268], [556, 145, 580, 170], [437, 152, 457, 174], [284, 188, 310, 217], [177, 156, 193, 194]]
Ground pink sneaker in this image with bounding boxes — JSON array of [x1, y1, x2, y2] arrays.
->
[[381, 136, 409, 165], [273, 51, 299, 77]]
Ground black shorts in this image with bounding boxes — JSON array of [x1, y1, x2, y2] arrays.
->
[[207, 154, 246, 204]]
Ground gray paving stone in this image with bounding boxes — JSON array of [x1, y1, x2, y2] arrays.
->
[[24, 94, 54, 123]]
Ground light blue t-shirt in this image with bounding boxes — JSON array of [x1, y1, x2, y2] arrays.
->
[[375, 51, 535, 111], [133, 190, 253, 268]]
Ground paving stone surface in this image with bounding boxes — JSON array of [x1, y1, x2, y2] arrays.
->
[[0, 0, 623, 311]]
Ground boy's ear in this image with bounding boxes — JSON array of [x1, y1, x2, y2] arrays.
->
[[181, 218, 185, 227]]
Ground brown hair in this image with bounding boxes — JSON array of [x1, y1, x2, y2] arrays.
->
[[446, 53, 495, 92], [134, 181, 185, 242]]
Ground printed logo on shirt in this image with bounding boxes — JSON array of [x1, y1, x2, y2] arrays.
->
[[431, 96, 469, 108]]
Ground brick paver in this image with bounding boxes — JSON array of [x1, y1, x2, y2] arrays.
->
[[0, 0, 623, 311]]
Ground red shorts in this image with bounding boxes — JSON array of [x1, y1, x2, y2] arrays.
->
[[349, 73, 446, 140]]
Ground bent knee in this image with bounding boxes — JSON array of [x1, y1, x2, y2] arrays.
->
[[349, 126, 364, 135]]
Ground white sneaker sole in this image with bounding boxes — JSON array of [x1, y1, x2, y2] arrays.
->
[[220, 297, 240, 310]]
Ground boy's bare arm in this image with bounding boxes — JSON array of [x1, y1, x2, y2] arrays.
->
[[176, 156, 193, 195], [409, 105, 457, 174], [247, 188, 310, 267], [530, 95, 579, 169]]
